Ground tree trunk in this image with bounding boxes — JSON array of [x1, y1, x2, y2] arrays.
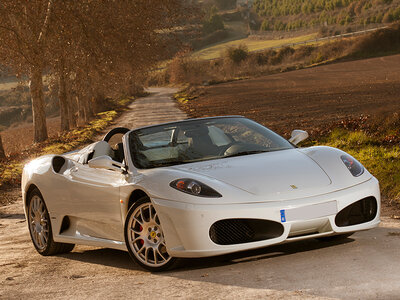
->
[[29, 66, 48, 143], [83, 97, 94, 123], [67, 81, 78, 128], [0, 134, 5, 159], [58, 67, 69, 131]]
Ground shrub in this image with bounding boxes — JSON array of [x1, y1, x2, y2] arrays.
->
[[261, 19, 271, 31], [270, 46, 295, 64], [383, 11, 394, 23], [225, 44, 249, 64], [203, 14, 224, 35]]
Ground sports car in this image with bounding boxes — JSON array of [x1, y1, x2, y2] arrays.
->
[[22, 116, 380, 271]]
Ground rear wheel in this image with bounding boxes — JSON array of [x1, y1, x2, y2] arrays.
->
[[27, 188, 74, 255], [124, 197, 176, 271], [316, 232, 354, 242]]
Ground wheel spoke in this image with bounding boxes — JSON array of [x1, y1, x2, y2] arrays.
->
[[132, 236, 142, 244], [130, 227, 141, 234], [156, 247, 166, 262], [137, 245, 145, 255], [149, 205, 154, 221], [133, 216, 143, 226], [35, 231, 40, 246], [139, 207, 145, 222], [39, 233, 45, 245], [144, 247, 149, 263], [153, 248, 158, 264]]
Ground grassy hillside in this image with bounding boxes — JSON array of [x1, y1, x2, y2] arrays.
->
[[254, 0, 400, 31], [192, 32, 318, 60]]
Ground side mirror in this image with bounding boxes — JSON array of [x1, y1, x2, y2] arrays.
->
[[88, 155, 124, 172], [289, 130, 309, 145]]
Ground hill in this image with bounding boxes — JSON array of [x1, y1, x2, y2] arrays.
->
[[253, 0, 400, 32]]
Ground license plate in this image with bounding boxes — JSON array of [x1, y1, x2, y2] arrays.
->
[[280, 201, 337, 223]]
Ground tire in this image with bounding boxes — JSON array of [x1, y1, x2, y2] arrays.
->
[[27, 188, 75, 256], [124, 197, 177, 272], [316, 232, 354, 242]]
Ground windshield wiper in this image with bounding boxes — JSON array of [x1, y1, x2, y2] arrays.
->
[[223, 150, 268, 158]]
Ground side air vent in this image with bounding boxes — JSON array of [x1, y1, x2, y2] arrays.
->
[[60, 216, 71, 234], [52, 156, 66, 173], [335, 197, 378, 227], [209, 218, 284, 245]]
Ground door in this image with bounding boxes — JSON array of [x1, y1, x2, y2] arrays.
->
[[65, 163, 125, 241]]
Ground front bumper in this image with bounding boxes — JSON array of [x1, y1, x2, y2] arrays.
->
[[152, 177, 380, 258]]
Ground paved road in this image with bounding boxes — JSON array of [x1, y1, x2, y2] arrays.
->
[[1, 88, 400, 299]]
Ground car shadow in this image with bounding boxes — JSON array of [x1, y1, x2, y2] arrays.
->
[[59, 248, 138, 271], [171, 236, 355, 272], [0, 213, 26, 220], [59, 236, 354, 273]]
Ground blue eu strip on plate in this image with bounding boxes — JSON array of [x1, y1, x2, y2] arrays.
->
[[280, 209, 286, 223]]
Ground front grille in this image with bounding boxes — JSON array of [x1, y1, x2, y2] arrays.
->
[[335, 196, 378, 227], [209, 218, 284, 245]]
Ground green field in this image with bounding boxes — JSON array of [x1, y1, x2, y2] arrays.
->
[[192, 32, 318, 60]]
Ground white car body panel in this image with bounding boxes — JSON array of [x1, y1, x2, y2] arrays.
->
[[21, 117, 381, 259]]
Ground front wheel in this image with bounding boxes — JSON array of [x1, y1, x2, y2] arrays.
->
[[124, 197, 177, 271]]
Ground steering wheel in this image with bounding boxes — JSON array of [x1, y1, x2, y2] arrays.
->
[[222, 143, 267, 156], [218, 142, 240, 156], [102, 127, 130, 142]]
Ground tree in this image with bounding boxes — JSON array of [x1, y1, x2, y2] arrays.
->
[[51, 0, 194, 129], [0, 134, 5, 159], [0, 1, 53, 142], [0, 1, 193, 140]]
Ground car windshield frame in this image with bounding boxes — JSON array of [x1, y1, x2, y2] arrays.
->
[[127, 116, 294, 170]]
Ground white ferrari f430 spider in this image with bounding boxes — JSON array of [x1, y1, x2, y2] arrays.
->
[[22, 116, 380, 271]]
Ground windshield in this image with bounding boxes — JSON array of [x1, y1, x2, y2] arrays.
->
[[128, 117, 294, 169]]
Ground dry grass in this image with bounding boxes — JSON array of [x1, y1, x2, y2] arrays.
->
[[1, 118, 61, 156], [192, 33, 318, 60]]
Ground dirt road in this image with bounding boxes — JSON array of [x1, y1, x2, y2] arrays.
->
[[1, 88, 400, 299]]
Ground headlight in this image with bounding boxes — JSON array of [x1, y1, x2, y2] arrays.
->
[[341, 155, 364, 177], [170, 178, 222, 198]]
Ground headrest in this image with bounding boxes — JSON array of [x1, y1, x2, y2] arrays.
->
[[184, 126, 209, 138], [92, 141, 114, 159]]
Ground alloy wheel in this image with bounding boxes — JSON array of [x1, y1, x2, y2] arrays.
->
[[28, 195, 50, 250], [126, 202, 171, 268]]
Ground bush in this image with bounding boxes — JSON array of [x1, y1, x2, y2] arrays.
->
[[261, 19, 271, 31], [383, 11, 394, 23], [203, 14, 224, 35], [168, 51, 210, 85], [225, 44, 249, 64], [270, 46, 295, 64]]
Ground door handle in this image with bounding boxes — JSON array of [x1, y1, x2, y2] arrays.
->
[[70, 166, 78, 173]]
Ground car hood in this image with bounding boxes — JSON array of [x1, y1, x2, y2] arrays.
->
[[170, 149, 332, 199]]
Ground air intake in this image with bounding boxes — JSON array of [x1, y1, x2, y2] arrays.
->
[[335, 197, 377, 227], [209, 218, 284, 245]]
